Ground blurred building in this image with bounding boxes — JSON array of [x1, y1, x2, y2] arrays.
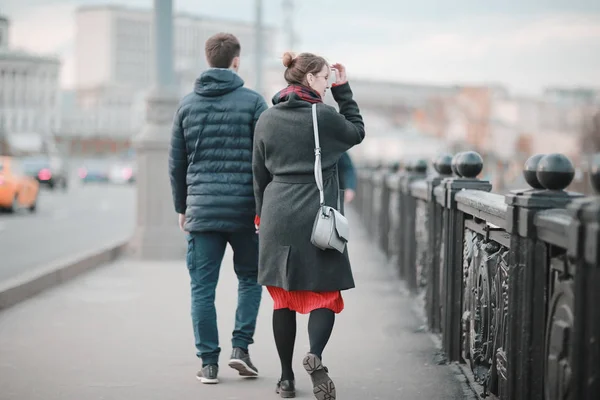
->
[[0, 15, 61, 155], [56, 4, 278, 155], [412, 83, 597, 191], [75, 5, 277, 91], [543, 87, 600, 107]]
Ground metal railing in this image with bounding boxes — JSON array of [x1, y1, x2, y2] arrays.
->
[[354, 152, 600, 400]]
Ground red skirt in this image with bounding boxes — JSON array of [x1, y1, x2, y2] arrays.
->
[[267, 286, 345, 314]]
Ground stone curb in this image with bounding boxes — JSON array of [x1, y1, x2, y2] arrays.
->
[[0, 238, 129, 311]]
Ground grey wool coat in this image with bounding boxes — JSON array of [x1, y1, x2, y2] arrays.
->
[[252, 82, 365, 292]]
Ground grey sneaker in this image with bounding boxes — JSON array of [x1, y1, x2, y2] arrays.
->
[[303, 353, 336, 400], [196, 364, 219, 384], [276, 379, 296, 398], [228, 347, 259, 377]]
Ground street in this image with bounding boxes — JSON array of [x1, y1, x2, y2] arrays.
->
[[0, 183, 135, 283]]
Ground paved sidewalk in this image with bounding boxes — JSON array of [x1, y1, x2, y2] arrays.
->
[[0, 210, 472, 400]]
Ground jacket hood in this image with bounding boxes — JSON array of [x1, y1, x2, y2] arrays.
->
[[194, 68, 244, 97]]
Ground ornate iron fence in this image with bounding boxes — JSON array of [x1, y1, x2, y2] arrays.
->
[[354, 152, 600, 400]]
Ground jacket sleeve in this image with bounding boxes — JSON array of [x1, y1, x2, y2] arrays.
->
[[330, 82, 365, 146], [252, 95, 268, 134], [253, 134, 271, 218], [168, 105, 188, 214], [337, 152, 357, 191]]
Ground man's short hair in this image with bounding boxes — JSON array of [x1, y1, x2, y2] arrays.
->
[[205, 33, 241, 68]]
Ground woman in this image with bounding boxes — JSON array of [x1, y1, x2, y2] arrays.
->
[[253, 51, 365, 399]]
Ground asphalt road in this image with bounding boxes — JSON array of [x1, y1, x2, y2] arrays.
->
[[0, 182, 135, 283]]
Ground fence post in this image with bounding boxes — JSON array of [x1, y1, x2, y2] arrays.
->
[[359, 166, 375, 228], [425, 154, 453, 332], [401, 159, 428, 292], [379, 163, 400, 256], [386, 163, 405, 271], [369, 164, 385, 236], [504, 154, 584, 400], [436, 151, 492, 362], [566, 156, 600, 400], [396, 161, 414, 281], [354, 165, 365, 215]]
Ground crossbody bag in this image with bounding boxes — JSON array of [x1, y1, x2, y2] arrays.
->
[[309, 103, 350, 253]]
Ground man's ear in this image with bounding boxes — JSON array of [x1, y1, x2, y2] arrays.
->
[[231, 56, 240, 71]]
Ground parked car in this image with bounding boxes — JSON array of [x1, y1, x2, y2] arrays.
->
[[0, 156, 40, 213], [21, 155, 69, 190], [78, 158, 136, 185], [78, 158, 110, 184], [108, 160, 136, 185]]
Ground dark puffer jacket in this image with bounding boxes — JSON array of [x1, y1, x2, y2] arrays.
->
[[169, 68, 268, 232]]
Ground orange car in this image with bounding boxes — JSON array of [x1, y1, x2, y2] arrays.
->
[[0, 156, 40, 213]]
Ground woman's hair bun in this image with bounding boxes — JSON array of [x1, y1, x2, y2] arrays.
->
[[282, 51, 296, 68]]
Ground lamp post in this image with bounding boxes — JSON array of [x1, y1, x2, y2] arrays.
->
[[254, 0, 264, 96], [282, 0, 296, 51], [129, 0, 184, 260]]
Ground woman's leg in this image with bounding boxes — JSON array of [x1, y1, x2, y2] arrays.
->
[[308, 308, 335, 361], [273, 308, 297, 381]]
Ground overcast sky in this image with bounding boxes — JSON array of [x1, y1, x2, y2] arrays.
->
[[2, 0, 599, 95]]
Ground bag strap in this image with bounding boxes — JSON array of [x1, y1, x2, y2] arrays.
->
[[312, 104, 343, 211], [312, 104, 325, 206]]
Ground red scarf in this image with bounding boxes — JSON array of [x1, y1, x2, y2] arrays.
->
[[272, 84, 323, 105]]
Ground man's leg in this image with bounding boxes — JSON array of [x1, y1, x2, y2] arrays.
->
[[187, 232, 227, 370], [226, 231, 262, 376]]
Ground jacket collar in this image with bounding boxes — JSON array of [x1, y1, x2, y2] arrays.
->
[[194, 68, 244, 97]]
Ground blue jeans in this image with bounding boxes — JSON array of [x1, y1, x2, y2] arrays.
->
[[186, 231, 262, 367]]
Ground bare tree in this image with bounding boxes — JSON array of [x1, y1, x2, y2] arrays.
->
[[572, 109, 600, 194], [582, 109, 600, 153]]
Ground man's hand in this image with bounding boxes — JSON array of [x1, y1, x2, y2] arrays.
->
[[178, 213, 187, 233], [344, 189, 356, 203]]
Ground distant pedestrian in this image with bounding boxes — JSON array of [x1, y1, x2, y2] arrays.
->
[[337, 152, 357, 204], [168, 32, 268, 385], [253, 51, 365, 399]]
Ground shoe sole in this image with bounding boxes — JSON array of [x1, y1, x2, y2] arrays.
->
[[196, 376, 219, 384], [276, 387, 296, 398], [303, 354, 336, 400], [228, 359, 259, 377]]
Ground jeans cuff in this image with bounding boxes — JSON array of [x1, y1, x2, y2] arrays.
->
[[199, 353, 219, 367], [232, 339, 249, 351]]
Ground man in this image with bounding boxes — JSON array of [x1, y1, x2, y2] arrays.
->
[[169, 33, 268, 385], [338, 152, 357, 203]]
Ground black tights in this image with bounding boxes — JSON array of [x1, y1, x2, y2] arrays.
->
[[272, 308, 335, 381]]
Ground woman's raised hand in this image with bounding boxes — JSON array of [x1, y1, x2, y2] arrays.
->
[[331, 63, 347, 85]]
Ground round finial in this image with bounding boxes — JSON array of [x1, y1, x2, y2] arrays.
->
[[389, 162, 401, 173], [590, 153, 600, 194], [456, 151, 484, 179], [434, 154, 453, 176], [451, 152, 464, 177], [523, 154, 545, 189], [413, 159, 428, 174], [536, 153, 575, 191]]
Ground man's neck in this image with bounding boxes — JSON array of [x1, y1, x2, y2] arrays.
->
[[209, 67, 237, 74]]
